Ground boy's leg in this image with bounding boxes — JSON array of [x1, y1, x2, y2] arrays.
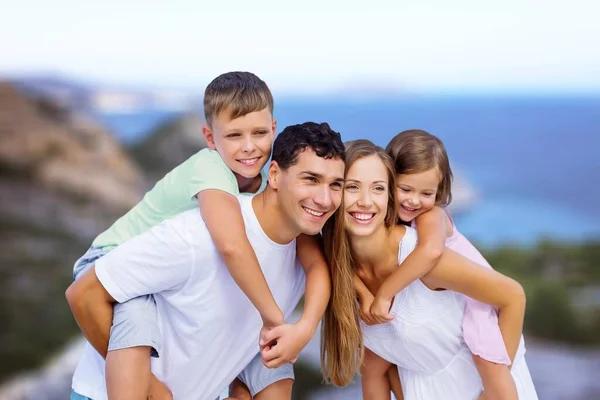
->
[[224, 378, 252, 400], [105, 294, 163, 400], [254, 378, 293, 400], [237, 352, 295, 400]]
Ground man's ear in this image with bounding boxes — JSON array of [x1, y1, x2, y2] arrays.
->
[[268, 160, 281, 189], [202, 125, 217, 150]]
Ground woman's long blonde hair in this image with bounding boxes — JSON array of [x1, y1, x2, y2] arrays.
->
[[320, 139, 397, 386]]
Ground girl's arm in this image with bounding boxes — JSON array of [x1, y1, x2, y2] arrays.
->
[[372, 207, 447, 323], [423, 248, 526, 362], [354, 273, 385, 326]]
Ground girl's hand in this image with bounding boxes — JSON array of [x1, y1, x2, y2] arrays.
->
[[358, 291, 377, 325], [369, 295, 395, 325]]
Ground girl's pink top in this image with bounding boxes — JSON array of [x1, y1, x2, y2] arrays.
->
[[413, 218, 512, 365]]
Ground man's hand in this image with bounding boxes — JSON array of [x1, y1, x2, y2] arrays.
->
[[147, 374, 173, 400], [368, 294, 394, 325], [259, 320, 314, 368]]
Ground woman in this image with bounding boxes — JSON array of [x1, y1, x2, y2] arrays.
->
[[320, 139, 538, 400]]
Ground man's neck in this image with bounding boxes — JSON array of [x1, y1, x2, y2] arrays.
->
[[252, 189, 299, 245]]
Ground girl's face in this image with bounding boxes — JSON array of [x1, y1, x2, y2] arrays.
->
[[395, 167, 441, 222], [343, 155, 391, 237]]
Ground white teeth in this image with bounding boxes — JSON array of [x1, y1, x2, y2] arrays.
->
[[402, 205, 417, 212], [239, 158, 259, 165], [303, 207, 324, 217], [352, 213, 374, 221]]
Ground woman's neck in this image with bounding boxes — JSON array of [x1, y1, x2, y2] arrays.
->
[[349, 225, 395, 274]]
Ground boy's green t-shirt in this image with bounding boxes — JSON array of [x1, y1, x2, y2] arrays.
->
[[92, 148, 267, 253]]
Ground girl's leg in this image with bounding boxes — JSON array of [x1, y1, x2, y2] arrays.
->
[[386, 364, 404, 400], [473, 355, 518, 400], [362, 348, 392, 400]]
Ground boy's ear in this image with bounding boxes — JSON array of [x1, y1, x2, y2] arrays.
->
[[271, 118, 277, 139], [267, 160, 281, 189], [202, 125, 217, 150]]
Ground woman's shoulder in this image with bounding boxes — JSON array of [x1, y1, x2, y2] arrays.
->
[[391, 224, 418, 263]]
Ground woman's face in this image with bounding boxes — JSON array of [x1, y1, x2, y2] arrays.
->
[[343, 154, 391, 237]]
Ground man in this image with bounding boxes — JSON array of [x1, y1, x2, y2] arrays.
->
[[66, 122, 346, 400]]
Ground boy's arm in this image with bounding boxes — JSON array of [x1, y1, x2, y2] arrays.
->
[[198, 190, 283, 327], [259, 234, 330, 368], [295, 233, 331, 332], [371, 207, 447, 322]]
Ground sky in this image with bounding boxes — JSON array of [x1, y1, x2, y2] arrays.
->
[[0, 0, 598, 94]]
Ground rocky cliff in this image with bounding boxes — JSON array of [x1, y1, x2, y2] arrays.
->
[[0, 82, 145, 382], [0, 83, 208, 399]]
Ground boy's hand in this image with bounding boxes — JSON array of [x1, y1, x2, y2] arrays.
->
[[147, 374, 173, 400], [259, 310, 285, 352], [259, 320, 314, 368], [369, 294, 395, 325]]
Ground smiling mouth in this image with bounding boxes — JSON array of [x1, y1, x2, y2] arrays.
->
[[400, 204, 418, 213], [349, 212, 376, 223], [303, 206, 325, 218], [237, 157, 260, 166]]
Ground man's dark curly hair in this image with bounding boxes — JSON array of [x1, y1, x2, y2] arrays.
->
[[272, 122, 346, 169]]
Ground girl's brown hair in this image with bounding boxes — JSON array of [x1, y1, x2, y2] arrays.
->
[[321, 139, 397, 386], [385, 129, 453, 206]]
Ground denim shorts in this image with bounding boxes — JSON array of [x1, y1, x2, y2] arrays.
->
[[73, 246, 161, 357], [237, 352, 295, 397]]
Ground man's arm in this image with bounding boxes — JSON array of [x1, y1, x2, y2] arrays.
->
[[65, 264, 116, 358], [198, 190, 283, 327]]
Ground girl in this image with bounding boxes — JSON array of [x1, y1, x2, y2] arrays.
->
[[321, 139, 538, 399], [360, 130, 525, 398]]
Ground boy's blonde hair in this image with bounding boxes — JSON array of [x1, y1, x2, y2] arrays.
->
[[203, 71, 274, 126], [386, 129, 453, 206]]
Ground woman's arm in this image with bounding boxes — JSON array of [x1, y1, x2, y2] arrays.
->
[[423, 249, 526, 362]]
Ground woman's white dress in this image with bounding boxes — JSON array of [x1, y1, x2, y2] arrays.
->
[[361, 227, 539, 400]]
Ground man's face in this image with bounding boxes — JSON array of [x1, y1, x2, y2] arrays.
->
[[271, 148, 345, 236], [203, 108, 276, 180]]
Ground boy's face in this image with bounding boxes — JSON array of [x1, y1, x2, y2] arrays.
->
[[203, 108, 276, 180], [269, 148, 345, 236]]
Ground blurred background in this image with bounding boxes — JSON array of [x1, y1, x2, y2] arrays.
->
[[1, 1, 599, 399]]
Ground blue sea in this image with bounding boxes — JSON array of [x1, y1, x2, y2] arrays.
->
[[96, 95, 600, 248]]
